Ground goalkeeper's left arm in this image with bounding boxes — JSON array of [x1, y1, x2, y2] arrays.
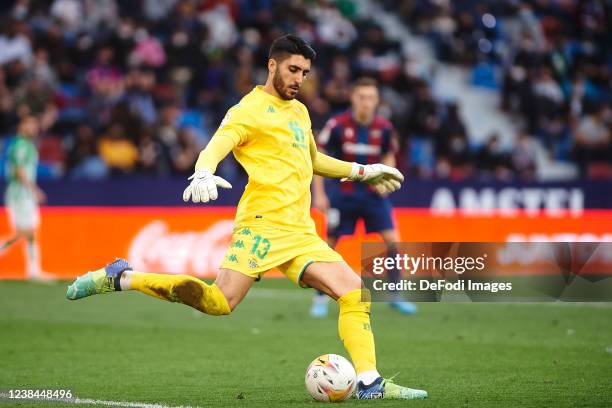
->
[[310, 136, 404, 195]]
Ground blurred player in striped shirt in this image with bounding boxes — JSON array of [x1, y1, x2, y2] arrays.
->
[[311, 78, 417, 317]]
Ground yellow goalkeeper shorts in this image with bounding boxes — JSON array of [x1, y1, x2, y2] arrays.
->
[[219, 224, 343, 287]]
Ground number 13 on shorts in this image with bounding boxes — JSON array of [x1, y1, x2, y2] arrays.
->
[[250, 235, 271, 259]]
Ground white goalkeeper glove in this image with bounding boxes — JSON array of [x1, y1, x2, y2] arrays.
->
[[343, 163, 404, 195], [182, 168, 232, 203]]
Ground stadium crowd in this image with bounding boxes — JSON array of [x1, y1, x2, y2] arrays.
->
[[0, 0, 610, 182], [387, 0, 612, 178]]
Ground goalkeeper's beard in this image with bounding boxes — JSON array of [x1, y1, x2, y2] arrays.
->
[[273, 68, 298, 100]]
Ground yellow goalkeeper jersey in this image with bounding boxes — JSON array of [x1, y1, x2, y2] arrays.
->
[[215, 86, 317, 233]]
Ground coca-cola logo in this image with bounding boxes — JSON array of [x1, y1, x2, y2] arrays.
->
[[128, 220, 234, 277]]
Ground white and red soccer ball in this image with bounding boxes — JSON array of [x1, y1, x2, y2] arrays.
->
[[305, 354, 356, 402]]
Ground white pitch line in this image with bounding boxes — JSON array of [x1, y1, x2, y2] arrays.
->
[[0, 393, 201, 408]]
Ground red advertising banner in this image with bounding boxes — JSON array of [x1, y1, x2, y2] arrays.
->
[[1, 207, 611, 279]]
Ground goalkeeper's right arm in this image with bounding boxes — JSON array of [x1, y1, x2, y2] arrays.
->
[[183, 135, 235, 203], [194, 134, 236, 173]]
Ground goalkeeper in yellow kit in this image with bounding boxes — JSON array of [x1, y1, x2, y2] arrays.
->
[[66, 34, 427, 401]]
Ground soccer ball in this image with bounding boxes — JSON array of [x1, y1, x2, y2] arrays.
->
[[305, 354, 356, 402]]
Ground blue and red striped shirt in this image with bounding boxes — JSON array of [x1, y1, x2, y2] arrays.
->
[[317, 111, 398, 193]]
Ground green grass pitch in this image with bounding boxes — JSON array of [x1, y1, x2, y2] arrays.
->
[[1, 279, 611, 408]]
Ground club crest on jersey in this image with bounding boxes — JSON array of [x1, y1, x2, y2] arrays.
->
[[289, 120, 308, 150]]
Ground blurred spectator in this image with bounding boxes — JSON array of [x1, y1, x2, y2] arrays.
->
[[143, 0, 178, 22], [171, 127, 200, 175], [0, 19, 32, 66], [156, 103, 181, 154], [138, 126, 168, 175], [434, 102, 471, 179], [199, 2, 239, 51], [573, 105, 611, 176], [538, 116, 572, 161], [312, 1, 357, 50], [533, 67, 564, 117], [124, 68, 157, 126], [323, 56, 352, 113], [511, 133, 537, 180], [50, 0, 83, 33], [476, 134, 512, 180], [30, 48, 56, 87], [436, 103, 467, 143], [406, 82, 438, 139], [14, 75, 57, 131], [68, 124, 108, 179], [86, 46, 125, 128], [97, 123, 138, 174], [0, 68, 18, 133], [129, 29, 166, 68]]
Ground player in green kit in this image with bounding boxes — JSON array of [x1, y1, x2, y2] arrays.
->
[[1, 115, 46, 279]]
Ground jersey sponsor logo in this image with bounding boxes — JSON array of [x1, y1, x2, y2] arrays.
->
[[342, 142, 381, 155], [292, 141, 308, 150], [267, 105, 275, 113], [344, 128, 355, 139]]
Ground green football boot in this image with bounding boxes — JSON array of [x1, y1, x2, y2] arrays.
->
[[356, 376, 428, 400], [66, 259, 132, 300]]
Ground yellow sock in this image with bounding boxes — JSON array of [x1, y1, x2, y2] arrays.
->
[[129, 272, 230, 316], [337, 288, 377, 373]]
